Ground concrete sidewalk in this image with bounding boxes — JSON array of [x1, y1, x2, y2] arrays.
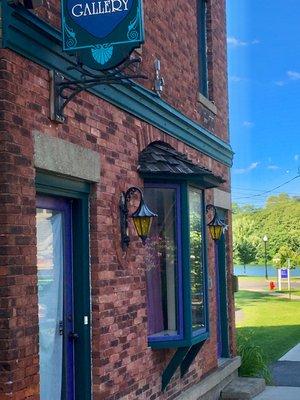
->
[[271, 343, 300, 387], [253, 343, 300, 400], [253, 386, 300, 400]]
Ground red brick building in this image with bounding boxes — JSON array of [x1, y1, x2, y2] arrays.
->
[[0, 0, 238, 399]]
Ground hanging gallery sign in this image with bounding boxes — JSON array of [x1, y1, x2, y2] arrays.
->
[[61, 0, 144, 70]]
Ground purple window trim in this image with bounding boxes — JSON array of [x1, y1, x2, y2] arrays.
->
[[144, 183, 184, 342], [36, 195, 75, 400]]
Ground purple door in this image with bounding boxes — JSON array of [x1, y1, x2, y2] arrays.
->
[[36, 195, 74, 400]]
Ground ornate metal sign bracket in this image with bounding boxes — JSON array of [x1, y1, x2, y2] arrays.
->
[[50, 57, 147, 123]]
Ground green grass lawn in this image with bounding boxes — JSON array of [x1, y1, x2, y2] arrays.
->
[[236, 276, 268, 281], [237, 276, 300, 283], [277, 290, 300, 296], [235, 290, 300, 365]]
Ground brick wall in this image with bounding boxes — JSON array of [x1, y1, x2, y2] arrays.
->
[[0, 0, 235, 399], [34, 0, 229, 141]]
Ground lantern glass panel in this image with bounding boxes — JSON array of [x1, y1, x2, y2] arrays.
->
[[132, 216, 152, 241], [209, 224, 222, 241]]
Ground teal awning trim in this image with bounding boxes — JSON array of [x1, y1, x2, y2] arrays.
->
[[2, 2, 234, 167]]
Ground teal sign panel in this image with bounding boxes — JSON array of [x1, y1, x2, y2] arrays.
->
[[61, 0, 144, 70]]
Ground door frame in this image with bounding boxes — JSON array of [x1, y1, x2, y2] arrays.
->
[[36, 171, 91, 400]]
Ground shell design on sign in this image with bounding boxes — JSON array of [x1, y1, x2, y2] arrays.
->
[[91, 44, 114, 65]]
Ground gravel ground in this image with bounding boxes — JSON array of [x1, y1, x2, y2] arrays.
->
[[238, 277, 300, 293]]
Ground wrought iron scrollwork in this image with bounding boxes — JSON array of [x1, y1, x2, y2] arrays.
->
[[50, 57, 147, 123]]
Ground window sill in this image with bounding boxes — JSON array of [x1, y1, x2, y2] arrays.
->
[[148, 331, 209, 349], [197, 92, 218, 115]]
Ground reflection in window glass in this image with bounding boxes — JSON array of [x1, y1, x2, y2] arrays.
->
[[37, 208, 63, 400], [189, 188, 205, 331], [144, 187, 179, 338]]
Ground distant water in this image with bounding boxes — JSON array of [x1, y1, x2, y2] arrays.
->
[[234, 264, 300, 277]]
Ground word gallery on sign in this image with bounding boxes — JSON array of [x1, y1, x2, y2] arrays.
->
[[71, 0, 130, 17]]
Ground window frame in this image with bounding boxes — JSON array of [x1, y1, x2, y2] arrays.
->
[[197, 0, 209, 98], [144, 180, 209, 349], [145, 182, 184, 343]]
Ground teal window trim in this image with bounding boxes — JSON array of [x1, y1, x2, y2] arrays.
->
[[190, 187, 209, 337], [2, 1, 233, 167], [216, 208, 230, 358], [197, 0, 209, 97], [145, 181, 210, 350], [217, 233, 230, 357], [157, 182, 210, 391], [36, 171, 91, 400]]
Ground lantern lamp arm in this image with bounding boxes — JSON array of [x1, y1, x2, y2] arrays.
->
[[124, 187, 143, 205], [120, 187, 143, 251], [206, 204, 218, 226]]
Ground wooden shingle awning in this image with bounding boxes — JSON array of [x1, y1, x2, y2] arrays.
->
[[138, 141, 225, 188]]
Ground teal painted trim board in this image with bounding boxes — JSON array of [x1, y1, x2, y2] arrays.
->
[[2, 2, 234, 167], [162, 347, 190, 391], [180, 342, 204, 377]]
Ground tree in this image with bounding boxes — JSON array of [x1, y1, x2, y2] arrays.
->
[[273, 245, 299, 269], [234, 241, 257, 273], [233, 194, 300, 266]]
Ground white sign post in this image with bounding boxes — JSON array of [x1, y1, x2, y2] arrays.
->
[[287, 258, 291, 299], [278, 268, 281, 291], [277, 259, 291, 298]]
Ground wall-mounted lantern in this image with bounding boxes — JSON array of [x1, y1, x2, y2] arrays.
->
[[120, 187, 157, 251], [206, 204, 225, 241]]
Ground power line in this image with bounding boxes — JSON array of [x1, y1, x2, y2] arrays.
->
[[233, 174, 300, 200], [233, 185, 300, 194], [233, 190, 300, 197], [232, 191, 300, 199]]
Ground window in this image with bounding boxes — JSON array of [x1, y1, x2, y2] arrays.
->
[[197, 0, 209, 97], [144, 183, 208, 348], [144, 185, 183, 342], [189, 187, 206, 333]]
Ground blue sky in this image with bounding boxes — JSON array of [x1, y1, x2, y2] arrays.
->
[[227, 0, 300, 207]]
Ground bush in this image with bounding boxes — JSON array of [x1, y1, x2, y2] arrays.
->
[[237, 331, 272, 383]]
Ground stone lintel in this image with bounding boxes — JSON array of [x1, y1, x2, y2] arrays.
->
[[213, 188, 232, 210], [34, 131, 100, 183]]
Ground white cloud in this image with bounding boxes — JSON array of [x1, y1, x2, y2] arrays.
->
[[229, 75, 243, 82], [287, 71, 300, 80], [294, 154, 299, 161], [233, 162, 259, 174], [276, 71, 300, 86], [227, 37, 247, 47], [227, 36, 260, 47], [243, 121, 254, 128], [267, 165, 280, 170]]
